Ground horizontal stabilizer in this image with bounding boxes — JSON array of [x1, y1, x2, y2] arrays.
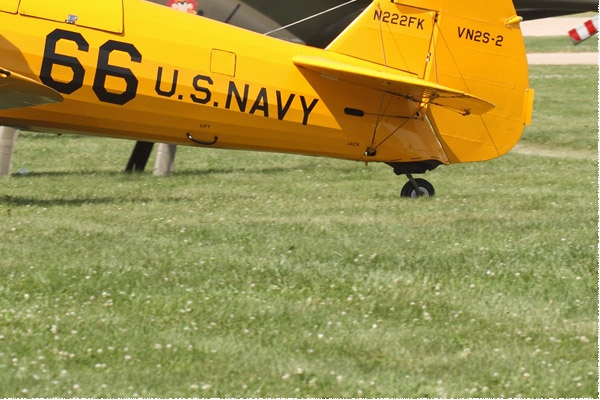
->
[[0, 67, 63, 110], [293, 55, 495, 116]]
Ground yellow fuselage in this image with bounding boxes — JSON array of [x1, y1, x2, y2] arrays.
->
[[0, 0, 532, 169]]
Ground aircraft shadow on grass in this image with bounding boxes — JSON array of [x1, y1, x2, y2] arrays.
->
[[10, 161, 359, 178], [2, 194, 125, 208]]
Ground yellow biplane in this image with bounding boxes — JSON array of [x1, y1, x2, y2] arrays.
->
[[0, 0, 535, 197]]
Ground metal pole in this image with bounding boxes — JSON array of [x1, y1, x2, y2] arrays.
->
[[153, 143, 177, 176], [0, 126, 19, 177]]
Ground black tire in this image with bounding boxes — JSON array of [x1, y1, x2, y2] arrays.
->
[[400, 178, 435, 198]]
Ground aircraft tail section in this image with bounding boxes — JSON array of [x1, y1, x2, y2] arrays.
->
[[293, 55, 494, 116], [327, 0, 534, 163]]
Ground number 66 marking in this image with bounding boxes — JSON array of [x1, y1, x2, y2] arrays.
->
[[40, 29, 142, 106]]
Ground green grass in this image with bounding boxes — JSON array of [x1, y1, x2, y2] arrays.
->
[[0, 65, 597, 398], [520, 65, 598, 150], [525, 35, 599, 53]]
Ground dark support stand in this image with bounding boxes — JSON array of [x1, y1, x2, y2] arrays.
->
[[125, 141, 154, 172]]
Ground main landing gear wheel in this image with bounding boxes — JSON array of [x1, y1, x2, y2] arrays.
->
[[400, 176, 435, 198]]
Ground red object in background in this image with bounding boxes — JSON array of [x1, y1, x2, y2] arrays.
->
[[166, 0, 198, 14], [568, 16, 599, 44]]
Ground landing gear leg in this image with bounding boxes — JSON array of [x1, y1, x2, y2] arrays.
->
[[401, 174, 435, 198]]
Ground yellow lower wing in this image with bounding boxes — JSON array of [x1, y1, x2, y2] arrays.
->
[[292, 55, 495, 116], [0, 67, 63, 110]]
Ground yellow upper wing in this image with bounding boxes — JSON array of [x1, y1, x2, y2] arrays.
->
[[0, 67, 63, 110]]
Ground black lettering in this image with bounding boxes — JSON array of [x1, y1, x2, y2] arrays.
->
[[459, 26, 504, 46], [190, 75, 213, 104], [375, 11, 426, 30], [40, 29, 89, 95], [249, 87, 269, 117], [276, 91, 295, 121], [93, 40, 141, 105], [155, 67, 179, 97], [225, 81, 249, 112], [300, 96, 319, 126]]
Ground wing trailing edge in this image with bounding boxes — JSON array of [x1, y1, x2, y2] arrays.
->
[[0, 67, 63, 110], [293, 55, 495, 116]]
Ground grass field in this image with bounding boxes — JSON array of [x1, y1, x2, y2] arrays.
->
[[524, 35, 599, 53], [0, 61, 598, 397]]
